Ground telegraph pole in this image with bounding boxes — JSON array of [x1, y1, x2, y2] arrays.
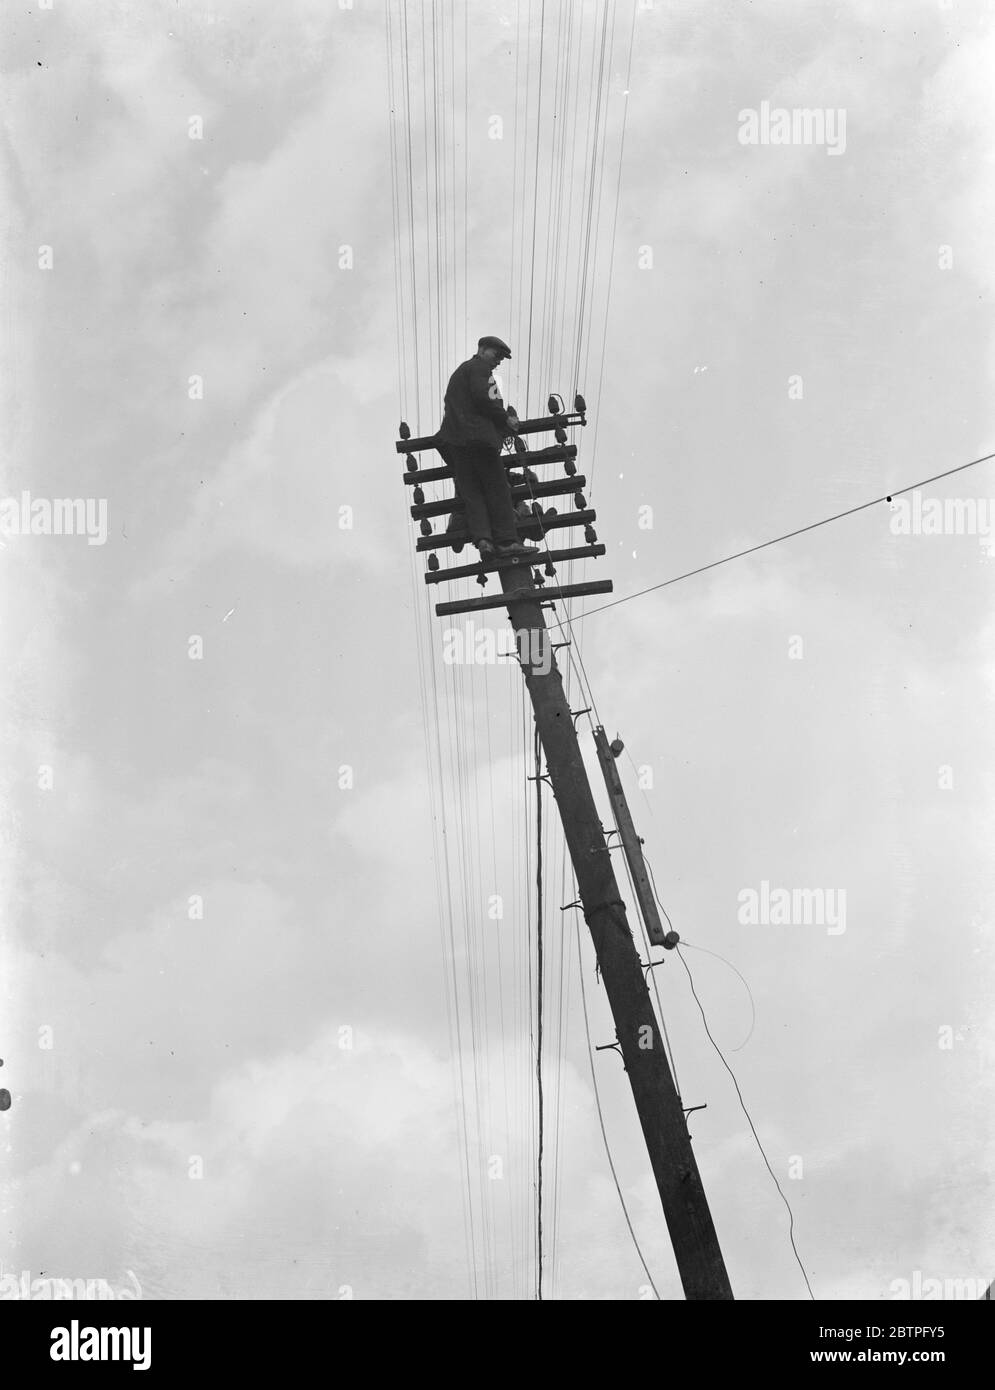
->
[[496, 566, 733, 1301], [398, 400, 733, 1300]]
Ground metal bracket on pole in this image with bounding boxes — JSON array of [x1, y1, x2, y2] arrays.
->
[[582, 897, 627, 920], [683, 1103, 708, 1135]]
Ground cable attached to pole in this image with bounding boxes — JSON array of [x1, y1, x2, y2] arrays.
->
[[575, 912, 662, 1299], [534, 721, 545, 1301], [561, 447, 995, 624], [677, 946, 816, 1301]]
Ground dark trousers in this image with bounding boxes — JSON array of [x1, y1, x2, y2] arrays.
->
[[446, 444, 520, 546]]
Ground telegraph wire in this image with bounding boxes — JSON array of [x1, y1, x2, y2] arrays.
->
[[578, 0, 617, 400], [389, 0, 682, 1299], [643, 853, 757, 1053], [387, 0, 480, 1296], [570, 0, 612, 397], [533, 722, 546, 1299], [554, 616, 811, 1296], [566, 447, 995, 624], [575, 913, 662, 1299], [586, 0, 637, 499], [524, 0, 547, 418], [677, 946, 816, 1300]]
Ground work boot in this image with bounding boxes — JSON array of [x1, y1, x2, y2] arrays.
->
[[496, 540, 538, 556], [476, 538, 496, 557]]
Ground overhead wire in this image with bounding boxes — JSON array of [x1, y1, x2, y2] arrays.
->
[[390, 0, 674, 1300], [396, 0, 522, 1297], [586, 0, 636, 500], [599, 745, 811, 1296], [570, 0, 612, 397], [575, 910, 662, 1299], [433, 0, 498, 1290], [389, 0, 483, 1297], [558, 640, 811, 1296], [500, 1, 636, 1273], [677, 946, 816, 1301], [388, 0, 907, 1302], [644, 852, 757, 1053], [386, 0, 476, 1295], [564, 447, 995, 624], [524, 0, 547, 418], [578, 0, 617, 401], [533, 722, 545, 1299]]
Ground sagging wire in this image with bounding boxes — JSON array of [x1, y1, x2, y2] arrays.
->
[[677, 946, 816, 1302]]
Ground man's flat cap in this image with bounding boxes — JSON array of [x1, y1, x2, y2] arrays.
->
[[478, 335, 512, 359]]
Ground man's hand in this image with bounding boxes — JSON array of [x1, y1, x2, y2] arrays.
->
[[507, 409, 520, 434]]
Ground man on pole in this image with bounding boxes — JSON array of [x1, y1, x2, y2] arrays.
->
[[437, 335, 537, 558]]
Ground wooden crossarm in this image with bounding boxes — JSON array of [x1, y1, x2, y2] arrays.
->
[[434, 579, 612, 617], [424, 543, 606, 584], [402, 443, 577, 484], [410, 475, 587, 520], [415, 509, 597, 552], [396, 411, 585, 454]]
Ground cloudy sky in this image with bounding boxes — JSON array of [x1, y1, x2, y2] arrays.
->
[[1, 0, 993, 1301]]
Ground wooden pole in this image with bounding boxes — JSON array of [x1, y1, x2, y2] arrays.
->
[[499, 565, 733, 1300]]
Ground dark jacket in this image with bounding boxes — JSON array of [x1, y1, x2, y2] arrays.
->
[[437, 355, 511, 451]]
